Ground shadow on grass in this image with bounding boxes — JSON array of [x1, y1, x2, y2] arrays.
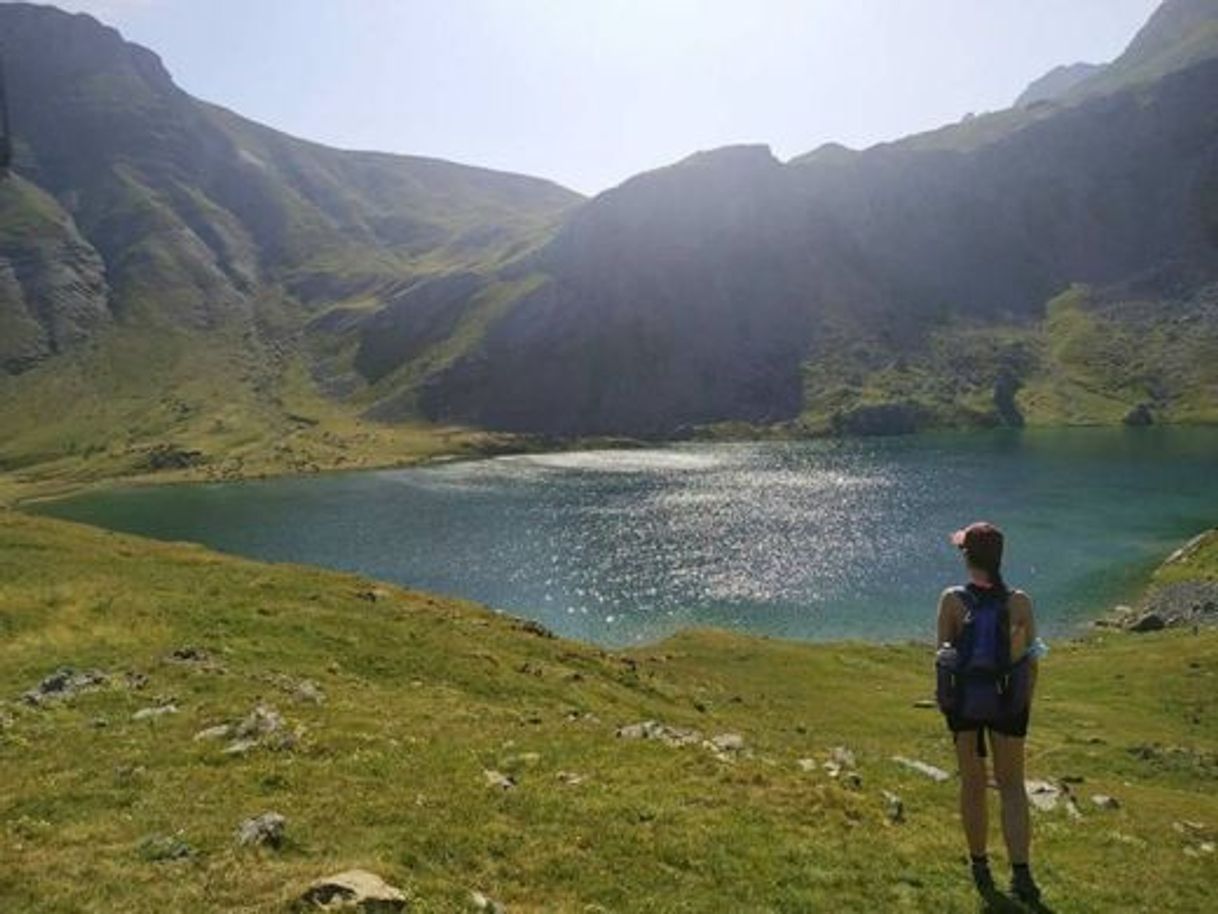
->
[[979, 893, 1058, 914]]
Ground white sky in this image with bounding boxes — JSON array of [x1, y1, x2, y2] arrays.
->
[[47, 0, 1162, 194]]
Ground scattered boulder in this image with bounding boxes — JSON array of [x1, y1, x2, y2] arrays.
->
[[823, 746, 861, 787], [1091, 794, 1121, 810], [616, 720, 703, 747], [912, 699, 937, 709], [555, 771, 585, 786], [483, 770, 517, 791], [1122, 403, 1154, 427], [882, 790, 905, 824], [1173, 820, 1210, 837], [891, 756, 951, 783], [1138, 581, 1218, 630], [124, 671, 150, 691], [1128, 611, 1166, 633], [196, 704, 296, 756], [355, 588, 391, 604], [194, 724, 232, 742], [223, 738, 260, 757], [21, 667, 108, 706], [167, 646, 211, 664], [293, 679, 327, 705], [709, 733, 746, 753], [796, 758, 817, 773], [234, 704, 288, 740], [470, 890, 506, 913], [236, 812, 286, 849], [294, 870, 408, 912], [132, 704, 178, 721], [1025, 779, 1077, 813], [828, 746, 856, 769], [141, 444, 204, 471], [164, 646, 225, 673]]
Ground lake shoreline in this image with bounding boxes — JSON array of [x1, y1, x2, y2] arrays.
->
[[23, 429, 1218, 649], [9, 419, 1217, 509]]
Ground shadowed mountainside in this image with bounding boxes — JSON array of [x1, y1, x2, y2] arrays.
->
[[1, 0, 1217, 486]]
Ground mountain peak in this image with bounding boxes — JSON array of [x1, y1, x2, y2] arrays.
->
[[1015, 62, 1104, 107], [1123, 0, 1218, 63]]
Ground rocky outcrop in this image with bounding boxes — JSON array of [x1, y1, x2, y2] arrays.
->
[[0, 177, 109, 373], [1015, 62, 1105, 108], [235, 812, 286, 849], [294, 870, 408, 912]]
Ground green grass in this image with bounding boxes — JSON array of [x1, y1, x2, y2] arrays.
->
[[0, 320, 513, 507], [1151, 529, 1218, 587], [798, 284, 1218, 434], [0, 511, 1215, 912]]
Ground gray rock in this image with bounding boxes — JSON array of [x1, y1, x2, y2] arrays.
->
[[223, 738, 259, 757], [1129, 611, 1166, 633], [21, 667, 108, 706], [829, 746, 856, 769], [882, 790, 905, 824], [1025, 779, 1063, 812], [616, 720, 703, 747], [1122, 402, 1154, 426], [167, 646, 211, 664], [470, 890, 506, 913], [294, 869, 408, 912], [483, 770, 517, 791], [1091, 794, 1121, 810], [233, 705, 285, 740], [236, 811, 286, 848], [193, 724, 232, 741], [132, 704, 178, 721], [293, 679, 326, 705], [708, 732, 745, 753], [891, 756, 951, 783]]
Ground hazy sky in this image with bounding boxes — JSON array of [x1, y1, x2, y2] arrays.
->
[[50, 0, 1161, 194]]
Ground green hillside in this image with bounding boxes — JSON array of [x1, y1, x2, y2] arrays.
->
[[798, 284, 1218, 435], [1, 0, 1217, 484], [0, 511, 1215, 912]]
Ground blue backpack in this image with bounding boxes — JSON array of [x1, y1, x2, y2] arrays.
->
[[937, 585, 1031, 745]]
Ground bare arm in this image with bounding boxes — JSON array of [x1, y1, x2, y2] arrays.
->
[[937, 588, 962, 646], [1010, 590, 1039, 696]]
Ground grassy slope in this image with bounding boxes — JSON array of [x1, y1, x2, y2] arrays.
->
[[1, 511, 1215, 913], [0, 319, 515, 507], [798, 285, 1218, 434]]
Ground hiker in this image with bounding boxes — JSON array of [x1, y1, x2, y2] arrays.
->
[[936, 521, 1048, 906]]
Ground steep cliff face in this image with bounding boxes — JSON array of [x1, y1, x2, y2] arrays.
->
[[0, 3, 579, 368], [413, 54, 1218, 435], [2, 0, 1217, 459], [0, 176, 109, 372]]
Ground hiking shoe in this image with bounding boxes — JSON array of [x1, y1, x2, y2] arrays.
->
[[970, 859, 997, 898], [1010, 867, 1042, 905]]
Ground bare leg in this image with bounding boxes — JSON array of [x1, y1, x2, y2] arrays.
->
[[954, 730, 988, 857], [991, 731, 1030, 865]]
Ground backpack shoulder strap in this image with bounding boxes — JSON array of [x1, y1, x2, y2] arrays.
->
[[952, 585, 978, 664]]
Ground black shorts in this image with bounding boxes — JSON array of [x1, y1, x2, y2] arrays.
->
[[945, 708, 1030, 739]]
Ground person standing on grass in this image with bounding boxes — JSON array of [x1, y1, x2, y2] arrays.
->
[[936, 521, 1048, 906]]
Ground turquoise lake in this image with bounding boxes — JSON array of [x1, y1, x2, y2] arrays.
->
[[35, 428, 1218, 646]]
